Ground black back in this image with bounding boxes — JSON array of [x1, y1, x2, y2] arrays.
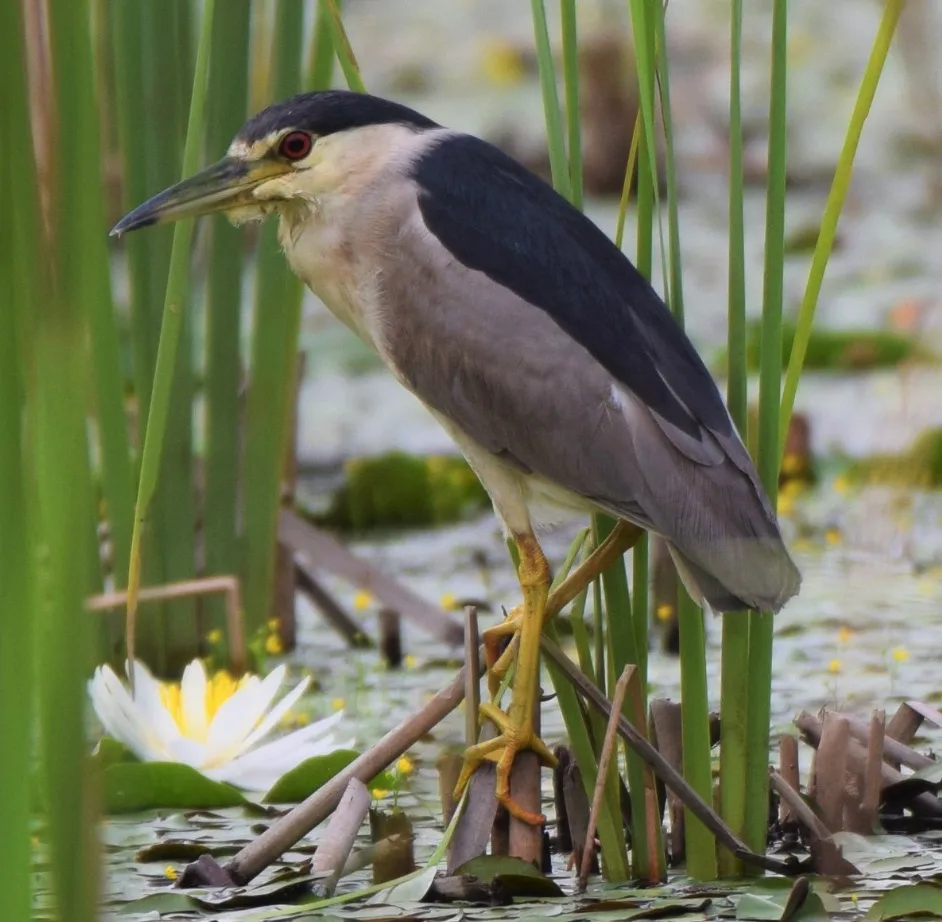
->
[[238, 90, 439, 143], [411, 134, 734, 444]]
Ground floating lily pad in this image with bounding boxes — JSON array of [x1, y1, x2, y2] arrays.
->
[[453, 855, 564, 898], [103, 761, 249, 814], [864, 883, 942, 921], [263, 750, 395, 804], [116, 891, 202, 915]]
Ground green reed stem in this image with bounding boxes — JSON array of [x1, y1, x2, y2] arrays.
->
[[324, 0, 366, 92], [125, 0, 217, 668], [717, 0, 751, 879], [531, 0, 573, 202], [241, 0, 306, 638], [39, 0, 115, 913], [743, 0, 788, 862], [203, 0, 252, 641], [0, 3, 38, 914], [779, 0, 905, 449], [308, 0, 339, 89], [648, 3, 716, 877], [560, 0, 583, 209]]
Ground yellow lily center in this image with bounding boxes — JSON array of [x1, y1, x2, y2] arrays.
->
[[158, 669, 251, 741]]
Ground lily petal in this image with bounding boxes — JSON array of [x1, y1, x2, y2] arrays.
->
[[89, 666, 166, 762], [127, 660, 182, 751], [207, 720, 355, 791], [238, 674, 311, 754], [204, 665, 287, 763], [179, 659, 209, 741]]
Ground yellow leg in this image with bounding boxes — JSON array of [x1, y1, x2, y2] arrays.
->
[[454, 522, 643, 824], [487, 521, 643, 688], [454, 532, 556, 824]]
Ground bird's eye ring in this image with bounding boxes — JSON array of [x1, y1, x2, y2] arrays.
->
[[279, 131, 313, 161]]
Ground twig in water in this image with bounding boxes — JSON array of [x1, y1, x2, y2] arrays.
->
[[579, 664, 632, 888], [312, 779, 371, 896], [541, 635, 798, 876]]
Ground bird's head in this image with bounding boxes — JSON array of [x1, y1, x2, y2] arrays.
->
[[111, 90, 439, 236]]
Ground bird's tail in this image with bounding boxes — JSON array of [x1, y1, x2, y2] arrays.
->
[[666, 534, 799, 614], [614, 397, 801, 615]]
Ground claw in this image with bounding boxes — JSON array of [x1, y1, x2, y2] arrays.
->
[[453, 703, 558, 824]]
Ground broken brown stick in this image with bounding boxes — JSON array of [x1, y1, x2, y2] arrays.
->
[[579, 664, 632, 888], [312, 778, 371, 896], [833, 709, 933, 772], [795, 710, 942, 819], [86, 575, 245, 673], [294, 560, 373, 647], [813, 713, 850, 832], [225, 652, 478, 885], [541, 636, 797, 876], [279, 509, 464, 645], [196, 630, 796, 887], [509, 706, 543, 866], [769, 770, 833, 842], [650, 699, 685, 864], [860, 710, 886, 832], [778, 735, 800, 828]]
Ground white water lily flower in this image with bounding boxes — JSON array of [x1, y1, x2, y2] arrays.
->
[[89, 659, 354, 791]]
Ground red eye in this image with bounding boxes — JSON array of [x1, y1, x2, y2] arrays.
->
[[279, 131, 313, 160]]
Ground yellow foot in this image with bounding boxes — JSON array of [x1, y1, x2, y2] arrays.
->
[[454, 702, 558, 824], [481, 605, 523, 697]]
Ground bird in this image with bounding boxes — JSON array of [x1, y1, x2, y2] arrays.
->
[[112, 89, 801, 825]]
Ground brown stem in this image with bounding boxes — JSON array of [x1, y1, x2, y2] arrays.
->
[[579, 664, 632, 888]]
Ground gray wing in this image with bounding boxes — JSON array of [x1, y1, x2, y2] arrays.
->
[[378, 211, 799, 613]]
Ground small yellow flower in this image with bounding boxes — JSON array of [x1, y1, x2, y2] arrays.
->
[[828, 659, 842, 675], [440, 592, 458, 611], [837, 626, 854, 645], [164, 865, 178, 881], [331, 697, 346, 711], [403, 654, 418, 670], [371, 788, 389, 799], [780, 454, 802, 476], [824, 527, 842, 546], [832, 475, 850, 496], [267, 618, 280, 632], [777, 493, 795, 517], [479, 39, 527, 87], [206, 628, 223, 644], [353, 590, 374, 611], [891, 647, 910, 663], [265, 633, 284, 656], [656, 604, 674, 623], [396, 756, 414, 776]]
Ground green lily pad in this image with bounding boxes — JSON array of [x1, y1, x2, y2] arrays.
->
[[117, 891, 202, 914], [263, 750, 395, 804], [91, 737, 136, 770], [864, 883, 942, 921], [103, 761, 249, 813], [453, 855, 564, 898], [736, 879, 829, 922]]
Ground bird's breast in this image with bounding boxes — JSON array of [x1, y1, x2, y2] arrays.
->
[[279, 210, 386, 350]]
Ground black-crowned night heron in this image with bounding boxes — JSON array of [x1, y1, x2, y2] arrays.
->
[[113, 90, 801, 824]]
